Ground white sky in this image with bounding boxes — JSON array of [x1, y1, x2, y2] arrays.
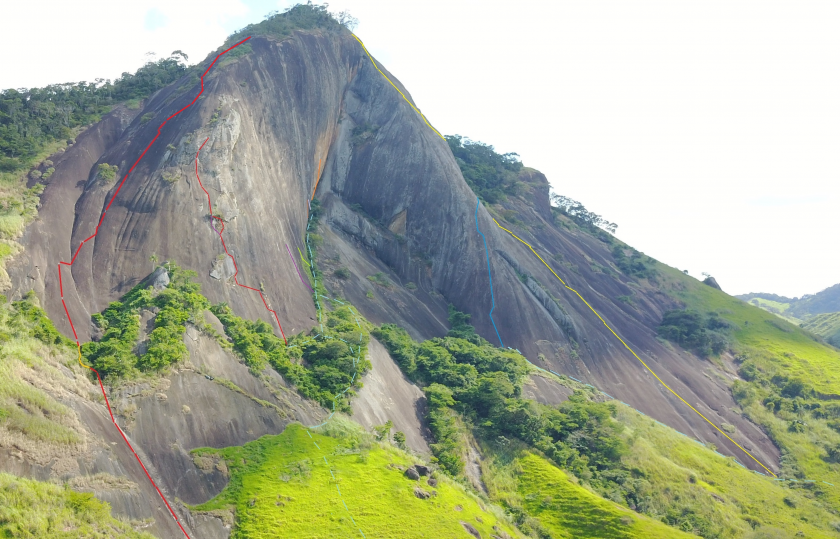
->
[[2, 0, 837, 298]]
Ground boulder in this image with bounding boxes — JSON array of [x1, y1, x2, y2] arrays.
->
[[413, 486, 431, 499], [461, 521, 481, 538], [703, 276, 722, 291], [404, 467, 420, 480], [414, 465, 430, 476], [150, 267, 170, 290]]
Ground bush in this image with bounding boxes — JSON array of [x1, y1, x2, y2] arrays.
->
[[366, 272, 390, 288], [96, 163, 118, 182], [657, 309, 729, 357], [212, 303, 371, 412], [445, 135, 522, 203], [334, 267, 351, 279], [611, 246, 655, 279], [81, 265, 206, 379]]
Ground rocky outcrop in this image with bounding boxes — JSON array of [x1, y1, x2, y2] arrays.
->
[[9, 23, 780, 486], [350, 338, 430, 454]]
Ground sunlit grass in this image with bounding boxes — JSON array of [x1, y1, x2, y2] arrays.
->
[[618, 405, 839, 538], [191, 420, 522, 538], [0, 472, 154, 538]]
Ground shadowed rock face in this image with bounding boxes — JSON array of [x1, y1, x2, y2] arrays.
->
[[11, 23, 778, 492]]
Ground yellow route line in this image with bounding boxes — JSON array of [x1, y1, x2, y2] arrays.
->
[[351, 34, 445, 140], [76, 345, 88, 368], [298, 246, 311, 268], [492, 218, 778, 477]]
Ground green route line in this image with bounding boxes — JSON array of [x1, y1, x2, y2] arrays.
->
[[351, 33, 445, 140], [492, 218, 778, 478], [298, 208, 366, 536]]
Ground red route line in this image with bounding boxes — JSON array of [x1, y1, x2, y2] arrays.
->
[[193, 138, 287, 343], [56, 36, 253, 539]]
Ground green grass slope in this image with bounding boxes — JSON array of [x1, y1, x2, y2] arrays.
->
[[616, 405, 839, 538], [478, 396, 840, 539], [658, 263, 840, 398], [482, 446, 692, 539], [191, 420, 522, 538], [0, 472, 154, 538], [803, 312, 840, 348], [652, 263, 840, 534]]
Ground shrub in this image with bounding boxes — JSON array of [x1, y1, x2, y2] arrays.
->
[[445, 135, 522, 203], [393, 431, 406, 450], [96, 163, 118, 182], [334, 267, 351, 279], [611, 246, 655, 279], [161, 172, 178, 184], [366, 272, 390, 288], [657, 309, 729, 357]]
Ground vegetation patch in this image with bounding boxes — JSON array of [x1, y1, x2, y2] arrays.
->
[[213, 301, 371, 412], [657, 309, 730, 357], [82, 265, 205, 380], [351, 122, 379, 147], [0, 292, 80, 445], [0, 472, 154, 538], [446, 135, 523, 203], [190, 421, 518, 538], [374, 308, 629, 493], [222, 3, 357, 50], [611, 246, 656, 280], [366, 272, 391, 288], [483, 447, 691, 538]]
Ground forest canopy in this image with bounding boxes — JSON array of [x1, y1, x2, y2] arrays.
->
[[0, 52, 189, 175]]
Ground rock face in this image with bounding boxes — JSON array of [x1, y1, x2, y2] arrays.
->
[[703, 276, 723, 290], [9, 23, 779, 483]]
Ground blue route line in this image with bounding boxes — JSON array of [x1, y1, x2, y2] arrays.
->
[[475, 198, 504, 347]]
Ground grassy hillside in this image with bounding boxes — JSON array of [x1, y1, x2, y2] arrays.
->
[[0, 472, 154, 538], [802, 312, 840, 348], [373, 307, 840, 537], [482, 446, 692, 539], [617, 404, 838, 538], [652, 263, 840, 530], [191, 420, 521, 538], [657, 263, 840, 397], [480, 397, 840, 538]]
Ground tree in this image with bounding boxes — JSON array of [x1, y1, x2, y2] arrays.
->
[[550, 191, 618, 234], [335, 10, 358, 30], [373, 420, 393, 441], [393, 431, 407, 450]]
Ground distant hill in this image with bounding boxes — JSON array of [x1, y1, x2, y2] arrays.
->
[[737, 282, 840, 320]]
